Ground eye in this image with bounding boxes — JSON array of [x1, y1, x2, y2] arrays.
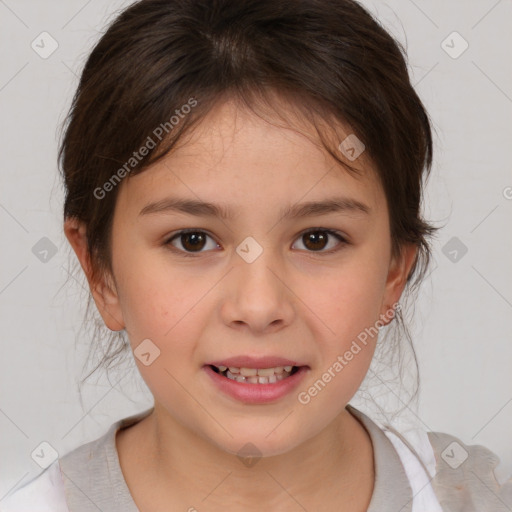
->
[[292, 228, 348, 253], [164, 228, 348, 256], [165, 229, 220, 255]]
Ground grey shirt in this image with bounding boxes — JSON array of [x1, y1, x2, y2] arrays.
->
[[57, 404, 415, 511]]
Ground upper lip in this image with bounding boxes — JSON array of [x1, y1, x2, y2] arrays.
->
[[206, 356, 307, 369]]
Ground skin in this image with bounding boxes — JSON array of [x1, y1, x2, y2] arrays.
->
[[65, 98, 417, 511]]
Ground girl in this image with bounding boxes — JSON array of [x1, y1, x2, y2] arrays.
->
[[2, 0, 511, 510]]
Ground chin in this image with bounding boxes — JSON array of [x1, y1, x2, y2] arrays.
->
[[206, 422, 310, 461]]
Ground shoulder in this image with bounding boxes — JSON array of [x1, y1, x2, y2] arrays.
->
[[380, 419, 512, 511], [1, 426, 115, 512], [1, 409, 153, 512], [0, 460, 69, 512], [426, 430, 512, 511], [1, 420, 119, 512]]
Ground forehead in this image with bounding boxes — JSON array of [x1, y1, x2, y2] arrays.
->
[[117, 98, 386, 217]]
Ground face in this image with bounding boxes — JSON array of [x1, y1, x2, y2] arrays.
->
[[78, 99, 413, 457]]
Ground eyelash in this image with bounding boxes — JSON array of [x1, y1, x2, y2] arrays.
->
[[163, 228, 349, 258]]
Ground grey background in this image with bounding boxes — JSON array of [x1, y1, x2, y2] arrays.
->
[[1, 0, 511, 499]]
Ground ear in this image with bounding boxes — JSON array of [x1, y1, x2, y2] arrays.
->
[[63, 217, 125, 331], [379, 243, 418, 324]]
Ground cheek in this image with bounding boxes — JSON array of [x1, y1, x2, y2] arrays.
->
[[295, 261, 385, 419], [321, 255, 387, 334], [117, 268, 208, 405], [304, 251, 388, 394], [114, 251, 205, 350]]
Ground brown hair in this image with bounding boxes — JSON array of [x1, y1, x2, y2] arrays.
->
[[59, 0, 439, 415]]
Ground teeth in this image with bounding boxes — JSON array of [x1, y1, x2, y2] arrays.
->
[[222, 366, 297, 384], [257, 368, 276, 377], [221, 366, 294, 376], [240, 367, 258, 377]]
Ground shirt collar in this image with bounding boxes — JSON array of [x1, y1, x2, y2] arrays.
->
[[347, 404, 413, 512]]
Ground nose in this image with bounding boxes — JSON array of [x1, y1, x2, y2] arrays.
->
[[220, 246, 295, 335]]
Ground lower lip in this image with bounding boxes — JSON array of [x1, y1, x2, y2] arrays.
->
[[203, 365, 309, 404]]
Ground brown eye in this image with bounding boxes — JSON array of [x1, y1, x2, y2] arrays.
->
[[303, 231, 328, 251], [292, 229, 347, 253], [166, 230, 219, 254], [180, 232, 206, 252], [164, 228, 347, 257]]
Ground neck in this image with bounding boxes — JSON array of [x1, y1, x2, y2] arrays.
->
[[120, 404, 375, 511]]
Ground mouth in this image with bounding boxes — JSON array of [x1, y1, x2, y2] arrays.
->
[[203, 362, 309, 404], [208, 364, 300, 384]]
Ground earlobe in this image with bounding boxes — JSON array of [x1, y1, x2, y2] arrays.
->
[[380, 243, 418, 323], [91, 279, 126, 332], [63, 217, 125, 331]]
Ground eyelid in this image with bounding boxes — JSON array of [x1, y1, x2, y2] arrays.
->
[[164, 228, 220, 257], [164, 227, 349, 256], [294, 227, 349, 254]]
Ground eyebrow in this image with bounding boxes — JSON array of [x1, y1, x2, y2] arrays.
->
[[139, 196, 371, 220]]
